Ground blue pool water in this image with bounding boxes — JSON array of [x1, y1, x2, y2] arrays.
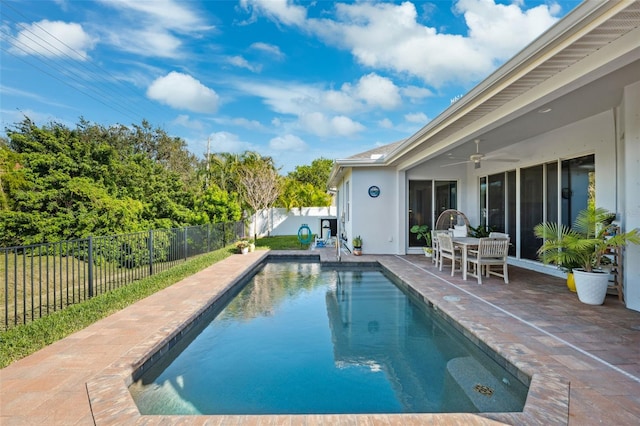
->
[[129, 261, 528, 415]]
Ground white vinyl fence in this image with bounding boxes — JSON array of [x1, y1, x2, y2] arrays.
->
[[248, 207, 337, 240]]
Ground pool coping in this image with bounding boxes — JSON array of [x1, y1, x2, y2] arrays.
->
[[86, 251, 570, 425]]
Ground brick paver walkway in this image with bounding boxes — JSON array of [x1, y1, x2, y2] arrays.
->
[[1, 249, 639, 425]]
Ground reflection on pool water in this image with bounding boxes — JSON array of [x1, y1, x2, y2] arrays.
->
[[129, 261, 528, 415]]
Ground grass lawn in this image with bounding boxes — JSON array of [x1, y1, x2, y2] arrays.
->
[[254, 235, 311, 250], [0, 236, 308, 368]]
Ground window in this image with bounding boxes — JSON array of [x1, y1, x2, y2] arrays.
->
[[478, 154, 594, 261]]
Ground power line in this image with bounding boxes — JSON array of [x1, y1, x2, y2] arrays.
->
[[0, 0, 167, 124]]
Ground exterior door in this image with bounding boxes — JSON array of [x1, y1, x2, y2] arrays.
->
[[408, 180, 457, 247]]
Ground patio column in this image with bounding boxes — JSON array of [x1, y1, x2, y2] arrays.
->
[[622, 81, 640, 312]]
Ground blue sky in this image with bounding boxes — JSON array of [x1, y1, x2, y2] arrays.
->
[[1, 0, 581, 173]]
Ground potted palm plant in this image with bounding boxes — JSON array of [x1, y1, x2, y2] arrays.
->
[[410, 224, 433, 257], [534, 205, 640, 305]]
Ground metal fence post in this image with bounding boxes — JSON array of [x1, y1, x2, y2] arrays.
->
[[148, 230, 154, 276], [184, 227, 188, 261], [87, 236, 94, 298], [222, 223, 226, 247]]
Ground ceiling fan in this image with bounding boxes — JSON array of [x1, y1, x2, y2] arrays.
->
[[441, 139, 519, 169]]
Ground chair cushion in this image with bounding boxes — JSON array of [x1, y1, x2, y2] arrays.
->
[[452, 225, 467, 237]]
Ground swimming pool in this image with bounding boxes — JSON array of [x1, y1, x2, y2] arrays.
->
[[129, 260, 528, 415]]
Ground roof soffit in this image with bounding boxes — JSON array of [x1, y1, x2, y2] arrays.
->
[[386, 0, 640, 170]]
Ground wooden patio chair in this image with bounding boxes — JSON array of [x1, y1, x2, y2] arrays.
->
[[438, 233, 461, 276], [466, 237, 510, 284], [431, 230, 451, 265]]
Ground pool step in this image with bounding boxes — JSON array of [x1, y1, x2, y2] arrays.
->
[[444, 356, 524, 413]]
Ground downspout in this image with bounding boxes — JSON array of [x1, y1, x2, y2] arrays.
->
[[335, 187, 341, 262], [613, 107, 619, 213]]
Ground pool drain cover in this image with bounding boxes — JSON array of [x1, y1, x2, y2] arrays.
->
[[473, 384, 494, 397]]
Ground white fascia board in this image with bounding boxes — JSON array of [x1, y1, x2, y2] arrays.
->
[[328, 157, 388, 187]]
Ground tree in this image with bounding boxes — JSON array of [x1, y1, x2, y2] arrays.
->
[[1, 117, 201, 245], [287, 157, 333, 190], [277, 178, 331, 209], [193, 185, 242, 224], [238, 157, 281, 239], [275, 157, 333, 208]]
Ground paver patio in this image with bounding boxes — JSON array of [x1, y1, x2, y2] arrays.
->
[[1, 248, 639, 425]]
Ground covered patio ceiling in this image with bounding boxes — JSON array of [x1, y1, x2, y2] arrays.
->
[[385, 1, 640, 171], [427, 57, 640, 168]]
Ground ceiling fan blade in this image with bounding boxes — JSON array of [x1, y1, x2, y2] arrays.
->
[[483, 158, 519, 163], [441, 160, 471, 167]]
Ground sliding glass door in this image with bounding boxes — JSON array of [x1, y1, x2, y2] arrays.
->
[[478, 154, 594, 260], [408, 180, 457, 247]]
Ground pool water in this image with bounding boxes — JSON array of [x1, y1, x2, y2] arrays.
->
[[129, 261, 528, 415]]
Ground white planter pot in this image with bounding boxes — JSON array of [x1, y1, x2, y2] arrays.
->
[[573, 269, 610, 305], [423, 248, 433, 258]]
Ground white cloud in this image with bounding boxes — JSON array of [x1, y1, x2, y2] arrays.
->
[[405, 112, 429, 123], [106, 28, 182, 58], [402, 85, 434, 100], [227, 56, 262, 72], [331, 115, 365, 136], [299, 112, 364, 137], [208, 131, 255, 153], [97, 0, 212, 58], [236, 72, 403, 118], [352, 73, 401, 109], [322, 89, 360, 114], [98, 0, 209, 32], [269, 134, 306, 151], [231, 117, 267, 131], [172, 114, 204, 130], [247, 0, 561, 88], [10, 20, 96, 59], [240, 0, 307, 26], [455, 0, 559, 61], [378, 118, 393, 129], [147, 71, 219, 113], [250, 42, 284, 60]]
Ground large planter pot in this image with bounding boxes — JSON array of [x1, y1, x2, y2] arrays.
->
[[573, 269, 610, 305]]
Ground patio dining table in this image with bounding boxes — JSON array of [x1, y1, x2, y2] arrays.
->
[[453, 237, 480, 280]]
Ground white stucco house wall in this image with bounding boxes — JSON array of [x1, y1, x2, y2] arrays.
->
[[328, 1, 640, 311]]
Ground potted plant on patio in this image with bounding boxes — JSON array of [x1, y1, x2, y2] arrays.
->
[[410, 224, 433, 257], [236, 240, 250, 255], [352, 235, 363, 256], [534, 205, 640, 305]]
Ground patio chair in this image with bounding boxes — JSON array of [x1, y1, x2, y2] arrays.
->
[[431, 230, 451, 265], [466, 237, 510, 284], [438, 233, 462, 276]]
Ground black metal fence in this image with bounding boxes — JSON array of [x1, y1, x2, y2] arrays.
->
[[1, 222, 245, 331]]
